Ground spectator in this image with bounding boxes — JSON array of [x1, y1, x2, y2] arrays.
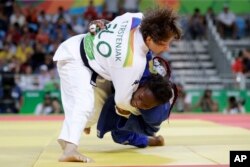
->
[[231, 50, 244, 74], [0, 41, 15, 60], [52, 6, 71, 24], [6, 23, 22, 44], [44, 69, 60, 92], [99, 2, 113, 21], [206, 7, 216, 24], [0, 66, 17, 113], [121, 0, 140, 13], [51, 97, 63, 114], [19, 65, 36, 90], [37, 64, 51, 90], [242, 49, 250, 77], [84, 0, 98, 22], [15, 39, 34, 63], [38, 19, 53, 39], [36, 26, 50, 45], [10, 6, 26, 28], [21, 24, 37, 42], [11, 75, 23, 112], [2, 0, 15, 19], [232, 50, 246, 89], [174, 84, 191, 112], [223, 96, 245, 114], [104, 0, 119, 19], [0, 7, 8, 39], [194, 89, 218, 112], [34, 93, 62, 115], [34, 93, 53, 115], [43, 53, 55, 71], [31, 43, 46, 72], [217, 4, 237, 39], [246, 15, 250, 37], [188, 8, 206, 40], [47, 39, 61, 55], [37, 10, 51, 24], [50, 24, 64, 42], [71, 15, 86, 34], [24, 5, 38, 25]]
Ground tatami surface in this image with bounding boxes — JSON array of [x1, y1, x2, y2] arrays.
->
[[0, 114, 250, 167]]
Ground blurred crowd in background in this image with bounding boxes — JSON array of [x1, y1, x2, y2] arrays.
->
[[0, 0, 249, 114], [175, 86, 246, 114]]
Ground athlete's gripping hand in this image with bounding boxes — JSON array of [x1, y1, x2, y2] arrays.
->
[[88, 19, 110, 35]]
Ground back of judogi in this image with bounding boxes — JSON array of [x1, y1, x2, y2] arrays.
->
[[84, 12, 149, 114]]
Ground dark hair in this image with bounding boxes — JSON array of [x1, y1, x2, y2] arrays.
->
[[203, 89, 212, 98], [143, 74, 173, 104], [140, 7, 182, 43], [44, 92, 51, 100], [238, 50, 243, 57], [194, 8, 200, 13], [229, 96, 238, 108], [229, 96, 237, 103]]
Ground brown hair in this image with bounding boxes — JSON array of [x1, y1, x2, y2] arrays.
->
[[140, 7, 182, 43]]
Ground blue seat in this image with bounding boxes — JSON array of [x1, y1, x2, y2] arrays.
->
[[235, 16, 246, 38]]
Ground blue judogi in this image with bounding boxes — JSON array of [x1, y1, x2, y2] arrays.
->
[[97, 94, 172, 147], [97, 52, 176, 148]]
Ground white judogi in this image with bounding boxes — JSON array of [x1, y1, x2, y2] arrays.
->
[[53, 12, 148, 145], [85, 12, 148, 114]]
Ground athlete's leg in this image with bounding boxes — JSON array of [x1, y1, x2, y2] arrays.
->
[[111, 130, 164, 148], [57, 59, 94, 162], [111, 130, 148, 148]]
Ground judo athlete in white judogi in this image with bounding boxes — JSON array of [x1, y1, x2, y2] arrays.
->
[[53, 8, 181, 163]]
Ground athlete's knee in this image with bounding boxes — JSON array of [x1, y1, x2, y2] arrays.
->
[[111, 131, 127, 144]]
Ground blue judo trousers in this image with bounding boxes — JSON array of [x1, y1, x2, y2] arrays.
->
[[97, 52, 175, 148]]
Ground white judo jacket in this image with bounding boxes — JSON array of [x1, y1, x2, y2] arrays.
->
[[54, 12, 149, 115]]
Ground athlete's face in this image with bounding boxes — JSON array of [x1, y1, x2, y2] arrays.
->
[[131, 86, 160, 110], [145, 36, 174, 55]]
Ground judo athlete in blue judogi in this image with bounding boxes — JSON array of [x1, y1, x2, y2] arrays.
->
[[97, 94, 176, 147], [97, 54, 178, 148]]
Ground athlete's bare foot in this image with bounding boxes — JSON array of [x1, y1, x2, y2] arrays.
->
[[59, 150, 93, 162], [148, 135, 165, 146], [58, 142, 93, 163]]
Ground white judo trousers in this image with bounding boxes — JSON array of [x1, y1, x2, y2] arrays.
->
[[57, 60, 112, 145], [57, 59, 94, 145], [54, 34, 112, 146]]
